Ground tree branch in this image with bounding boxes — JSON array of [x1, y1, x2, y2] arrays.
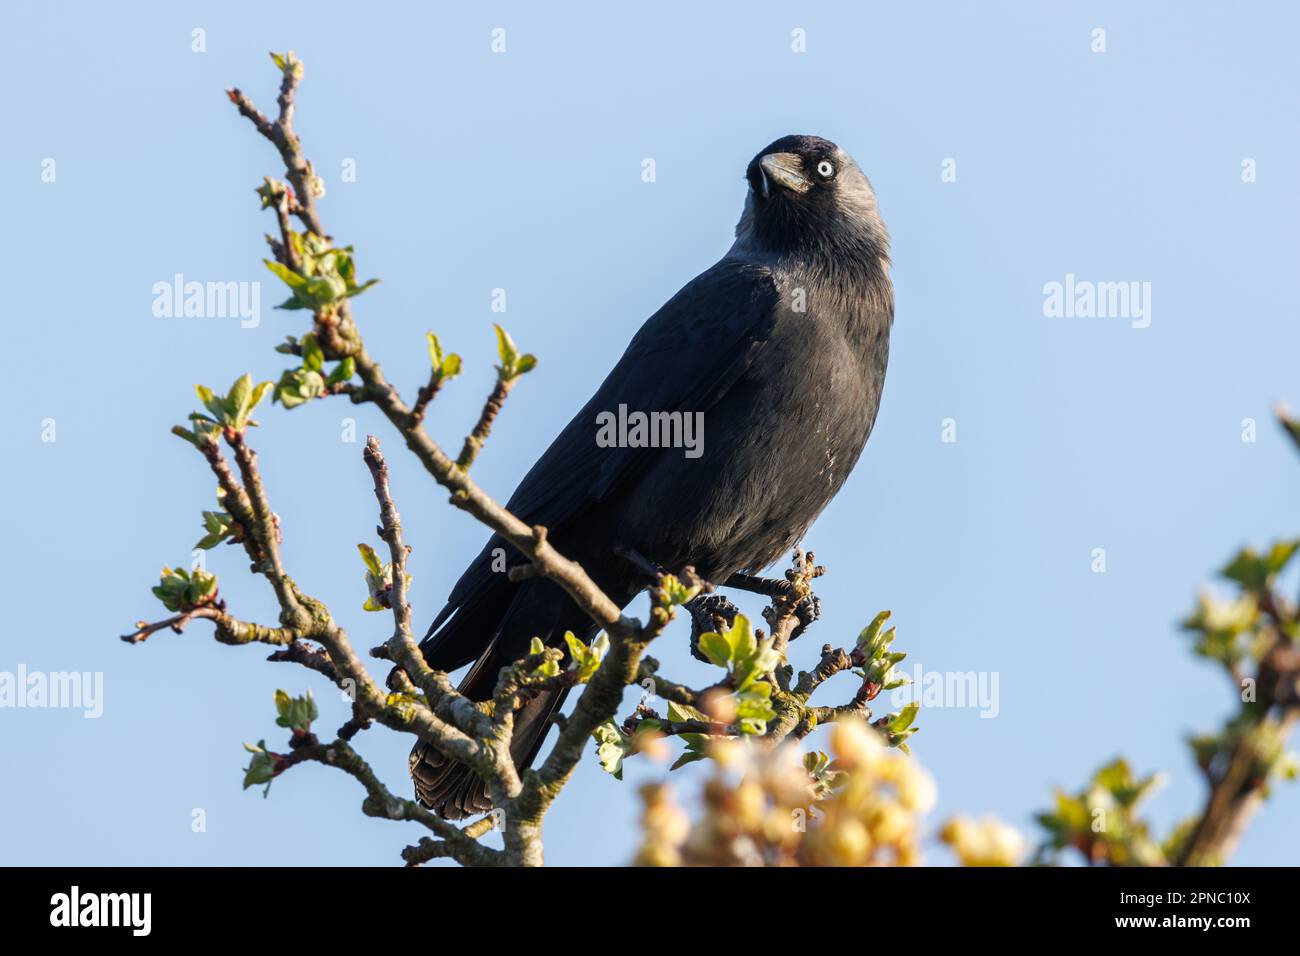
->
[[122, 604, 298, 647]]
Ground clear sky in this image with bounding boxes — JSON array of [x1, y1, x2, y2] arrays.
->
[[2, 1, 1297, 866]]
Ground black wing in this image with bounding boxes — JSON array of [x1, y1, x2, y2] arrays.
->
[[507, 256, 780, 525], [431, 255, 781, 622]]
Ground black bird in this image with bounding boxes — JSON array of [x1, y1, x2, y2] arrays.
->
[[411, 135, 894, 818]]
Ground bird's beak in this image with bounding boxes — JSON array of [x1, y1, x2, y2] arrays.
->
[[759, 153, 811, 197]]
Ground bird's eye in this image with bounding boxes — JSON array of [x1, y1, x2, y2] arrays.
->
[[816, 160, 835, 179]]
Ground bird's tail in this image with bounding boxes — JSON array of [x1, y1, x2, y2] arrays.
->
[[409, 651, 569, 820], [409, 575, 590, 820]]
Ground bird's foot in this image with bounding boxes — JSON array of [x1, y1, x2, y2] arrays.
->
[[790, 593, 823, 641], [756, 548, 827, 645], [686, 592, 741, 663]]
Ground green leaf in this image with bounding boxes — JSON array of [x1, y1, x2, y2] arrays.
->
[[856, 610, 893, 655], [228, 374, 252, 421], [337, 250, 355, 284], [531, 658, 561, 678], [357, 543, 383, 576], [358, 529, 411, 614], [735, 681, 776, 735], [698, 630, 732, 668], [1267, 540, 1300, 574], [670, 749, 707, 772], [494, 324, 519, 369], [256, 177, 287, 209], [666, 700, 707, 724], [726, 614, 757, 663], [273, 689, 319, 733], [242, 740, 278, 798], [735, 681, 772, 708], [325, 357, 355, 386], [426, 334, 463, 382], [301, 334, 324, 373], [247, 380, 272, 416], [195, 383, 229, 422], [672, 729, 709, 771], [264, 259, 307, 291], [492, 324, 536, 380], [194, 510, 235, 550], [302, 274, 347, 306], [565, 631, 607, 682], [888, 701, 920, 733], [346, 278, 380, 298], [191, 376, 268, 431], [592, 721, 628, 778], [172, 419, 220, 446], [526, 637, 561, 678], [151, 565, 219, 613], [268, 51, 302, 79], [1220, 541, 1298, 592], [273, 367, 326, 409], [658, 574, 702, 607]]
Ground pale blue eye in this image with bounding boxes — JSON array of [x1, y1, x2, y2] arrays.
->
[[817, 160, 835, 178]]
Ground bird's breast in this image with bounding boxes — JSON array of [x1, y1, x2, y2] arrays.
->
[[624, 288, 892, 578]]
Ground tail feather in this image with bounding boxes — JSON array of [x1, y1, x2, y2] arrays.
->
[[410, 576, 593, 819], [410, 676, 568, 819]]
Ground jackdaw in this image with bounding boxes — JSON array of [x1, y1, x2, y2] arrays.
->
[[411, 134, 894, 818]]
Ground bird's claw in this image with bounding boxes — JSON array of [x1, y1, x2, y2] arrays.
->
[[790, 593, 822, 642], [686, 593, 741, 663]]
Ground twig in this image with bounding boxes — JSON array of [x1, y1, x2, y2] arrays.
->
[[267, 641, 338, 681], [457, 377, 513, 470], [409, 371, 445, 427], [794, 645, 855, 700], [122, 605, 298, 647], [362, 436, 498, 744], [1177, 628, 1300, 865], [226, 430, 302, 623], [636, 658, 709, 709], [294, 736, 502, 867]]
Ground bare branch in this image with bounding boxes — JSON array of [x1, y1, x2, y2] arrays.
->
[[291, 735, 502, 867], [794, 644, 855, 701], [122, 604, 298, 647], [362, 436, 496, 743], [637, 657, 709, 710], [457, 377, 514, 470], [226, 431, 302, 623], [267, 640, 339, 681]]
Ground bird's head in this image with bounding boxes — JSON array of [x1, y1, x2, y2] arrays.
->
[[736, 135, 888, 266]]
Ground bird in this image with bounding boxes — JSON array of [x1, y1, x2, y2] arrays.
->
[[411, 134, 894, 818]]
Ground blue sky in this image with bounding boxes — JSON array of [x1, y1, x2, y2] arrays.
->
[[2, 1, 1297, 866]]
